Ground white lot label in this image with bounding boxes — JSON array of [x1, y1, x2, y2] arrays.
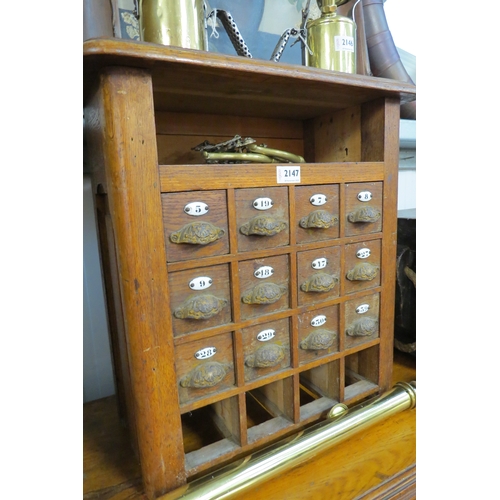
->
[[277, 166, 301, 183], [334, 35, 355, 52]]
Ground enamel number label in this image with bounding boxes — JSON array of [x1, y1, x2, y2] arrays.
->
[[253, 197, 274, 210], [254, 266, 274, 279], [312, 258, 328, 270], [311, 315, 327, 327], [189, 277, 213, 290], [310, 194, 327, 206], [195, 347, 217, 359], [184, 201, 209, 216], [257, 329, 275, 342]]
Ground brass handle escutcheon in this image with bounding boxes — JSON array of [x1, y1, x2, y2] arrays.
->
[[179, 361, 231, 388], [301, 272, 339, 293], [346, 262, 379, 281], [346, 317, 378, 337], [174, 294, 228, 320], [241, 282, 287, 305], [347, 206, 381, 223], [245, 343, 286, 368], [240, 214, 288, 236], [300, 329, 337, 350], [170, 221, 225, 245], [299, 210, 338, 229]]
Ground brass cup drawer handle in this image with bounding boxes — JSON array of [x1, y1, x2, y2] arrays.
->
[[346, 317, 378, 337], [299, 210, 339, 229], [346, 262, 380, 281], [170, 221, 225, 245], [245, 344, 286, 368], [300, 329, 337, 350], [240, 215, 288, 236], [179, 361, 231, 388], [174, 294, 228, 320], [241, 282, 287, 305], [300, 272, 339, 293], [347, 206, 381, 223]]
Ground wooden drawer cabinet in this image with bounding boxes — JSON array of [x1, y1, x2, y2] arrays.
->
[[84, 38, 416, 499]]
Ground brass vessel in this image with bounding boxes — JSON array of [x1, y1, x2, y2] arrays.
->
[[305, 0, 357, 73], [137, 0, 208, 50]]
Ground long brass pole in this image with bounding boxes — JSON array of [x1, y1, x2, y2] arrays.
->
[[161, 381, 416, 500]]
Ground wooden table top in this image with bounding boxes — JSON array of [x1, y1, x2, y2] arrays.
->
[[83, 350, 416, 500]]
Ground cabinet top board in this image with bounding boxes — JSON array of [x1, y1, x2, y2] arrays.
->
[[83, 38, 416, 120]]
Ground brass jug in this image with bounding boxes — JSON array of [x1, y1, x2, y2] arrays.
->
[[137, 0, 208, 50], [305, 0, 357, 73]]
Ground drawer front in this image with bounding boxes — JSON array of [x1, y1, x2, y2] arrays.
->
[[343, 239, 381, 295], [297, 305, 339, 366], [239, 254, 290, 321], [169, 264, 232, 337], [241, 318, 291, 382], [345, 182, 383, 237], [297, 246, 341, 307], [295, 184, 340, 244], [175, 332, 235, 406], [344, 293, 380, 349], [162, 190, 229, 263], [235, 187, 290, 253]]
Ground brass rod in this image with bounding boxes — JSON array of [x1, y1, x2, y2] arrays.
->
[[160, 381, 416, 500]]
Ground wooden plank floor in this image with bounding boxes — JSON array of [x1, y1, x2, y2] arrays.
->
[[83, 350, 416, 500]]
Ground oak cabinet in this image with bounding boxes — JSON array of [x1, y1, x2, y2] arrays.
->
[[83, 38, 416, 499]]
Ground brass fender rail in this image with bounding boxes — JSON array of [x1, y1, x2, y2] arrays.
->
[[161, 381, 416, 500]]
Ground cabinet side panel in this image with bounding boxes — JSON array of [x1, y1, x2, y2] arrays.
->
[[361, 98, 401, 391], [88, 67, 186, 497]]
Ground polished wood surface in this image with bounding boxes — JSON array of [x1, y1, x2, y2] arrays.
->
[[83, 350, 416, 500], [84, 39, 416, 499]]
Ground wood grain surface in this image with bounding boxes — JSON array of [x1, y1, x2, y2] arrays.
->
[[83, 350, 416, 500]]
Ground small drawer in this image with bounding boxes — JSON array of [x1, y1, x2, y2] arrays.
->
[[297, 246, 341, 307], [239, 255, 290, 321], [162, 190, 229, 263], [344, 293, 380, 349], [345, 182, 383, 237], [175, 332, 235, 406], [297, 305, 339, 366], [169, 264, 232, 337], [295, 184, 339, 244], [241, 318, 291, 382], [343, 240, 381, 295], [235, 187, 290, 253]]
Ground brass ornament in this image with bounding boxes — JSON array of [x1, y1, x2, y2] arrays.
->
[[347, 206, 382, 223], [299, 210, 339, 229], [241, 282, 288, 305], [346, 262, 380, 281], [346, 316, 378, 337], [174, 294, 228, 320], [240, 215, 288, 237], [179, 361, 231, 388], [300, 329, 337, 350], [300, 272, 339, 293], [170, 221, 225, 245], [245, 343, 286, 368]]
